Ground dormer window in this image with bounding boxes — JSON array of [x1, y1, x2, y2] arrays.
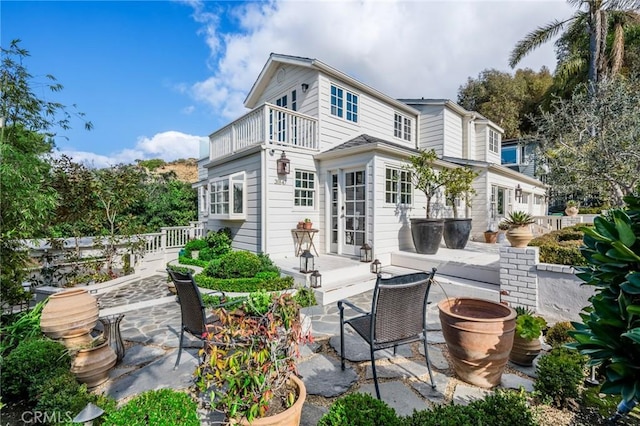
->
[[394, 113, 412, 142], [489, 129, 500, 153]]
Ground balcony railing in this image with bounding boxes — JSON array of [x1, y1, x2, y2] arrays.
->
[[209, 103, 318, 161]]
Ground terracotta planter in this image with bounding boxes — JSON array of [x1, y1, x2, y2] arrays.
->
[[509, 334, 542, 366], [303, 222, 312, 230], [40, 288, 99, 339], [71, 341, 117, 388], [565, 206, 579, 217], [484, 231, 498, 244], [61, 329, 94, 350], [506, 225, 533, 248], [234, 375, 306, 426], [438, 298, 516, 388]]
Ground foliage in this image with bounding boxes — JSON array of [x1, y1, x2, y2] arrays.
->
[[0, 40, 91, 306], [515, 313, 547, 340], [317, 392, 400, 426], [184, 238, 207, 253], [102, 389, 199, 426], [533, 77, 640, 206], [0, 337, 70, 402], [568, 194, 640, 404], [294, 287, 317, 308], [404, 149, 446, 218], [403, 389, 538, 426], [204, 250, 264, 279], [441, 165, 478, 218], [137, 178, 197, 232], [0, 300, 45, 357], [195, 292, 312, 422], [457, 67, 553, 138], [194, 273, 294, 293], [503, 211, 535, 227], [177, 255, 208, 268], [529, 226, 587, 265], [545, 321, 576, 348], [534, 347, 586, 408], [136, 158, 166, 171], [33, 370, 116, 424], [200, 228, 232, 260]]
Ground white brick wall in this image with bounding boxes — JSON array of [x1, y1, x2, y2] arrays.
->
[[499, 246, 539, 311]]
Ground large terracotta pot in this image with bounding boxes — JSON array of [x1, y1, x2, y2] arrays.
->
[[235, 375, 306, 426], [506, 225, 533, 248], [509, 334, 542, 366], [40, 288, 99, 339], [60, 329, 94, 350], [438, 298, 516, 388], [71, 341, 117, 388]]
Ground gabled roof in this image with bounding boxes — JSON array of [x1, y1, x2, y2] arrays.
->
[[245, 54, 419, 115], [442, 155, 547, 187]]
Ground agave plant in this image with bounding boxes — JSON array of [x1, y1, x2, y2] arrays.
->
[[502, 211, 535, 227]]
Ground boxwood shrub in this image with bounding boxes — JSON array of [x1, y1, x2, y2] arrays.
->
[[102, 389, 199, 426], [204, 250, 264, 278], [194, 273, 294, 292], [534, 347, 586, 407], [529, 225, 588, 266], [318, 392, 401, 426]]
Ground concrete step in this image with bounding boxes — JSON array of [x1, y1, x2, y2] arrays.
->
[[313, 274, 378, 306], [391, 251, 500, 285]]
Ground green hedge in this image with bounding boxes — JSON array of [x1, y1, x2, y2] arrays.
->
[[177, 255, 208, 268], [528, 226, 588, 266], [194, 273, 294, 292]]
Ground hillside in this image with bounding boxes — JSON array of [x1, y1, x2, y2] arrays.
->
[[141, 158, 199, 183]]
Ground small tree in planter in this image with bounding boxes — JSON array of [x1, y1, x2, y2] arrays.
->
[[441, 165, 478, 249], [195, 291, 312, 425], [405, 149, 447, 254]]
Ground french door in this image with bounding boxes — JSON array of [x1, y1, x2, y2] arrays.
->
[[330, 169, 366, 256]]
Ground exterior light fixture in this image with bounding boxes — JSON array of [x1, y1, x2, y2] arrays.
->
[[360, 243, 372, 263], [515, 184, 522, 202], [299, 249, 314, 273], [301, 83, 309, 93], [370, 259, 382, 275], [276, 151, 290, 175], [310, 270, 322, 288]]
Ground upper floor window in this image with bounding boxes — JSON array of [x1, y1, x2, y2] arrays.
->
[[394, 113, 412, 141], [385, 168, 412, 204], [489, 129, 500, 153], [294, 170, 315, 207], [331, 84, 358, 123], [209, 172, 245, 220]]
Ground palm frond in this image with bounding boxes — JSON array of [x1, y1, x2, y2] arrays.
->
[[509, 18, 576, 68]]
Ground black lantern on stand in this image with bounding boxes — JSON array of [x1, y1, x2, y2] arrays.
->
[[370, 259, 382, 275], [310, 270, 322, 288], [300, 249, 314, 273], [360, 243, 372, 263]]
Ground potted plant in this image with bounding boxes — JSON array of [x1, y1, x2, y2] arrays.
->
[[484, 228, 498, 244], [405, 149, 447, 254], [195, 291, 312, 425], [564, 200, 579, 217], [497, 220, 510, 243], [442, 165, 479, 249], [509, 306, 547, 366], [502, 211, 535, 248], [70, 336, 117, 388], [303, 218, 312, 230]]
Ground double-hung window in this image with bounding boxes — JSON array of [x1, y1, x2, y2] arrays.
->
[[331, 84, 358, 123], [385, 168, 412, 204], [394, 113, 412, 141], [294, 170, 315, 207], [209, 172, 246, 220], [489, 129, 500, 153]]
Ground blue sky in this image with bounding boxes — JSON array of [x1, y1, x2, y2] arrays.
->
[[2, 0, 573, 168]]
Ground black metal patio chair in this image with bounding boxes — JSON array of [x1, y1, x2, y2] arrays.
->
[[166, 268, 226, 369], [338, 268, 438, 399]]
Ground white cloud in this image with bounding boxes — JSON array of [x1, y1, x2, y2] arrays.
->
[[185, 0, 575, 120], [59, 131, 206, 168]]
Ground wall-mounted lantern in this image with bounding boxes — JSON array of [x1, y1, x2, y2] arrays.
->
[[515, 184, 523, 202], [277, 151, 290, 175], [300, 249, 314, 273], [370, 259, 382, 275], [301, 83, 309, 93], [360, 243, 372, 263], [310, 270, 322, 288]]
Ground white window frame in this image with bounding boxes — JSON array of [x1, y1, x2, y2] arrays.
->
[[294, 170, 315, 208], [489, 129, 500, 153], [385, 167, 412, 205], [209, 172, 246, 220], [330, 84, 358, 123], [199, 186, 208, 215], [394, 113, 412, 142]]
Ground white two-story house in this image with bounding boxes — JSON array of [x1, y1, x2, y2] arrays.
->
[[193, 54, 547, 262]]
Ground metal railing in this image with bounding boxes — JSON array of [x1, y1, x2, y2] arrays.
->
[[209, 103, 318, 161]]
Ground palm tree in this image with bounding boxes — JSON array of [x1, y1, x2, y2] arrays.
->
[[509, 0, 640, 85]]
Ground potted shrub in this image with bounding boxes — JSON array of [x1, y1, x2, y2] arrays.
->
[[303, 218, 312, 230], [442, 165, 479, 249], [503, 211, 535, 248], [195, 291, 312, 425], [509, 306, 547, 366], [564, 200, 579, 217], [405, 149, 447, 254]]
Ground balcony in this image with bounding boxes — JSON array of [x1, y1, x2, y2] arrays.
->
[[209, 103, 319, 162]]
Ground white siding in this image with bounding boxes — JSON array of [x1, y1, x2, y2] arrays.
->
[[475, 123, 488, 162], [253, 65, 320, 119], [442, 108, 463, 158]]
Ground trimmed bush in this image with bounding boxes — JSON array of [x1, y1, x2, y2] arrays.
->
[[184, 238, 207, 252], [177, 255, 207, 268], [102, 388, 199, 426], [194, 273, 294, 293], [204, 251, 263, 279], [201, 229, 232, 260], [318, 392, 400, 426], [545, 321, 575, 348], [529, 226, 588, 266], [0, 337, 70, 402], [534, 347, 586, 407], [294, 287, 317, 308]]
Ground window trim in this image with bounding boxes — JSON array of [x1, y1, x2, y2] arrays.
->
[[489, 129, 500, 154], [209, 172, 246, 220], [385, 167, 412, 205], [294, 169, 316, 209], [330, 84, 358, 123], [394, 113, 412, 142]]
